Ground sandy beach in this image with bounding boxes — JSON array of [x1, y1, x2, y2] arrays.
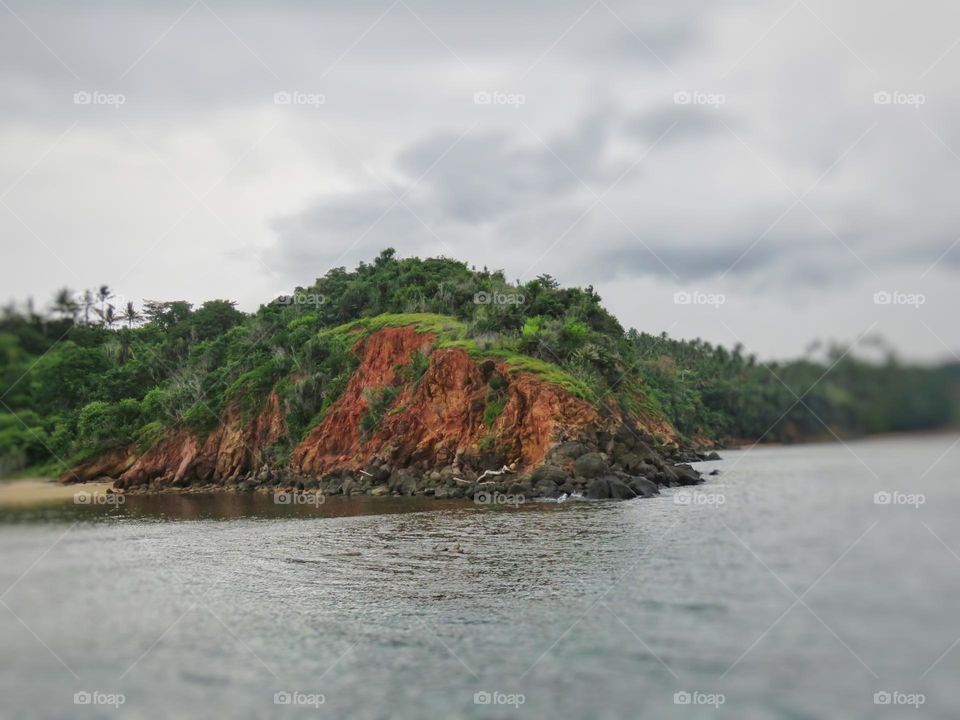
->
[[0, 479, 115, 507]]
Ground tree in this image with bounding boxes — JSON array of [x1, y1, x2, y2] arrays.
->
[[51, 288, 78, 323], [123, 302, 142, 329]]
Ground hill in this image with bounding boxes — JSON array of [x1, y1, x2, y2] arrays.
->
[[0, 249, 957, 500]]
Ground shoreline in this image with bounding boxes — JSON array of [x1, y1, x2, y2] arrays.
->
[[0, 479, 115, 507]]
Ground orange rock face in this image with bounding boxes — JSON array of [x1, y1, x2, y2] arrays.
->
[[292, 326, 602, 475], [110, 392, 287, 489]]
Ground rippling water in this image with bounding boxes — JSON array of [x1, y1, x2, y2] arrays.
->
[[1, 434, 958, 719]]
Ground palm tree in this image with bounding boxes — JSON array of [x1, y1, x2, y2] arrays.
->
[[94, 303, 117, 328], [123, 301, 142, 329], [97, 285, 113, 319], [80, 289, 94, 324], [51, 288, 78, 323]]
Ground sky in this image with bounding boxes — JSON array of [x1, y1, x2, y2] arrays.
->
[[1, 0, 959, 362]]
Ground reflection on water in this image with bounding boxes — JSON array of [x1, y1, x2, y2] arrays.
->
[[0, 491, 485, 523]]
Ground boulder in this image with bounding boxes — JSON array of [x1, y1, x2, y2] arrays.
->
[[575, 452, 609, 480], [551, 441, 591, 460], [586, 477, 611, 499], [673, 465, 703, 486], [530, 464, 569, 486], [606, 477, 637, 500], [628, 476, 660, 498]]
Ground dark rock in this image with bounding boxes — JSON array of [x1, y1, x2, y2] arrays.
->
[[618, 453, 658, 476], [575, 452, 609, 479], [506, 482, 528, 497], [530, 464, 569, 486], [606, 476, 637, 500], [628, 476, 660, 498], [586, 477, 611, 499], [673, 465, 703, 486], [537, 484, 562, 499], [709, 469, 721, 476], [551, 441, 591, 460]]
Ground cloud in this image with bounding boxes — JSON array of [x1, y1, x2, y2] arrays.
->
[[1, 0, 959, 359]]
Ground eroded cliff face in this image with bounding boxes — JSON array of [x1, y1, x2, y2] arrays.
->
[[292, 325, 601, 475], [65, 324, 704, 497], [67, 392, 287, 490]]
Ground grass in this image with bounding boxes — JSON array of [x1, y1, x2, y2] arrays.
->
[[335, 313, 595, 401], [330, 313, 467, 341]]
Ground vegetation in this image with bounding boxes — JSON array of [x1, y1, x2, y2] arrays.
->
[[0, 248, 957, 477]]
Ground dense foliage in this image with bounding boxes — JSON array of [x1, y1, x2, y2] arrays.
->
[[1, 249, 957, 476]]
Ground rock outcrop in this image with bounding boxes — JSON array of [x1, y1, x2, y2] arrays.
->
[[64, 324, 705, 499]]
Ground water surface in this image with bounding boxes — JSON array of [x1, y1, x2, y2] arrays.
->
[[1, 434, 957, 719]]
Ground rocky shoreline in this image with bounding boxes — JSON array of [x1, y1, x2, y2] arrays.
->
[[112, 426, 721, 502]]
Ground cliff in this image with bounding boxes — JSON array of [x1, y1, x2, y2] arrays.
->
[[64, 319, 708, 500]]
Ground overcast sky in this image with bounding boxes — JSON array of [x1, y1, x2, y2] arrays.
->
[[1, 0, 959, 361]]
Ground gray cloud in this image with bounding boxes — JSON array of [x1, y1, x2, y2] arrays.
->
[[1, 0, 959, 360]]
